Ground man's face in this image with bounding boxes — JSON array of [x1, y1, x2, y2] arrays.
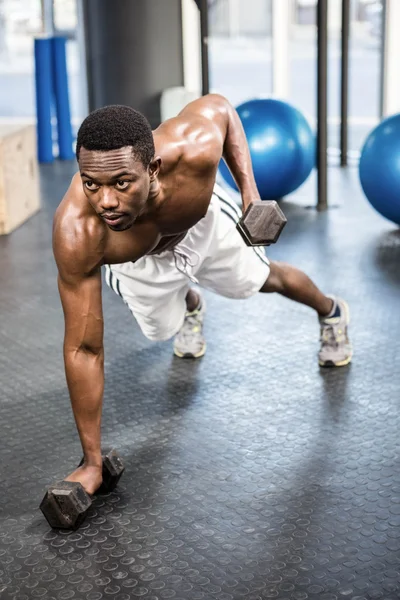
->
[[79, 146, 155, 231]]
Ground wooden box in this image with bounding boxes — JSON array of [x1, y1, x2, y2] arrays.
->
[[0, 124, 41, 235]]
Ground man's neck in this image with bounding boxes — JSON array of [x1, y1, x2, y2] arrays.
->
[[146, 177, 165, 215]]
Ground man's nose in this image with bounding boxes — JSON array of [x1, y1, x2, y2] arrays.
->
[[100, 188, 119, 211]]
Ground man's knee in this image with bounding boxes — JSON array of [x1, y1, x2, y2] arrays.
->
[[260, 260, 287, 293]]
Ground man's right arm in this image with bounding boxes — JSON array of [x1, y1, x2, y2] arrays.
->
[[58, 265, 104, 469], [53, 206, 106, 474]]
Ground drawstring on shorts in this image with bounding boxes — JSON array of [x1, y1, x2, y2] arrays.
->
[[172, 244, 201, 284]]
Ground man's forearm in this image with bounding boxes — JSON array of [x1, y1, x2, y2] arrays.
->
[[222, 101, 259, 205], [64, 348, 104, 467]]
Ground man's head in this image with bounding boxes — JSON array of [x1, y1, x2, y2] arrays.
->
[[76, 105, 160, 231]]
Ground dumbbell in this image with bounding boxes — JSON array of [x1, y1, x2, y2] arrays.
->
[[237, 200, 287, 246], [39, 449, 125, 530]]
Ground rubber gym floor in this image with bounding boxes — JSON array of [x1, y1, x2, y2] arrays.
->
[[0, 161, 399, 600]]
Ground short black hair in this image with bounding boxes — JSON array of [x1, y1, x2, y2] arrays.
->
[[76, 105, 155, 167]]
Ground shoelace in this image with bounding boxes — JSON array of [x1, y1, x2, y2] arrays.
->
[[321, 323, 346, 348], [179, 313, 202, 341]]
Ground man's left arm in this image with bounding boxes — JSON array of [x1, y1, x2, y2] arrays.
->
[[181, 94, 260, 211], [219, 97, 260, 210]]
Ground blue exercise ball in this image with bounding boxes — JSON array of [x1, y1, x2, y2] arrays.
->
[[219, 98, 315, 200], [359, 114, 400, 226]]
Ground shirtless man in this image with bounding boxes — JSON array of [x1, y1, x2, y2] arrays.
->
[[53, 94, 352, 495]]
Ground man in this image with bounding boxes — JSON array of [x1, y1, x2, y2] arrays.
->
[[53, 94, 352, 495]]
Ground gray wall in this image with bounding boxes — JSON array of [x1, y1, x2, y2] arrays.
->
[[82, 0, 184, 127]]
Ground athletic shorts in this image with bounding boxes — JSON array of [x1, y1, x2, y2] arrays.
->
[[105, 183, 270, 341]]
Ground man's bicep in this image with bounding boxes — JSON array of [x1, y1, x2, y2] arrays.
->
[[58, 269, 104, 354]]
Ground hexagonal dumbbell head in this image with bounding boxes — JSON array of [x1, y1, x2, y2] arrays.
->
[[77, 448, 125, 494], [39, 481, 92, 530], [98, 449, 125, 493], [237, 200, 287, 246]]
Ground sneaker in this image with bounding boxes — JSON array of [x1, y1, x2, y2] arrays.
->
[[173, 296, 206, 358], [318, 297, 352, 367]]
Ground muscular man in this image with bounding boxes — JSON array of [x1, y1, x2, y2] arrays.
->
[[53, 94, 352, 494]]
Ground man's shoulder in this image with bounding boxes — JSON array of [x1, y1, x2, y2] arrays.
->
[[155, 95, 229, 172], [53, 174, 105, 279], [156, 116, 221, 173]]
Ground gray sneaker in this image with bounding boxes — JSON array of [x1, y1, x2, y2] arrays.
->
[[173, 297, 206, 359], [319, 297, 352, 367]]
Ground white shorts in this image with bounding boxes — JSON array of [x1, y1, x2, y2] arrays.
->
[[105, 183, 270, 341]]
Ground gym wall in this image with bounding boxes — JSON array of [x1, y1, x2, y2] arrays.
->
[[82, 0, 185, 128]]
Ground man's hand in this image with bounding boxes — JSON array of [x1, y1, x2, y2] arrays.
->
[[64, 464, 103, 496], [241, 194, 260, 214]]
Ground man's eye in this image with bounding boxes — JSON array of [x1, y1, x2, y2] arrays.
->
[[116, 180, 129, 190], [85, 181, 99, 190]]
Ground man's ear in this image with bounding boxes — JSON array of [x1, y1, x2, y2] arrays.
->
[[149, 157, 162, 180]]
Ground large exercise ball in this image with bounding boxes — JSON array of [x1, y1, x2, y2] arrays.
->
[[219, 98, 315, 200], [359, 114, 400, 226]]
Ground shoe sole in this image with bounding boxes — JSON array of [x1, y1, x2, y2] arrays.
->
[[319, 354, 352, 368], [319, 299, 352, 368], [174, 344, 207, 359]]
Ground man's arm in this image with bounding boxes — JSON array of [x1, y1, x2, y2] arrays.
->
[[52, 207, 107, 493], [58, 266, 104, 470], [179, 94, 259, 209]]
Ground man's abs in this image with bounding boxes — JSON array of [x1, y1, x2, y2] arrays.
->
[[148, 232, 188, 255], [102, 224, 189, 265]]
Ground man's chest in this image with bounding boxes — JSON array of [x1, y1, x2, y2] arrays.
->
[[103, 183, 213, 264]]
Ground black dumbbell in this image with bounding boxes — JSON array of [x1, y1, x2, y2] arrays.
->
[[39, 449, 125, 530], [237, 200, 287, 246]]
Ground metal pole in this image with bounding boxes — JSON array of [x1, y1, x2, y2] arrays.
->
[[41, 0, 54, 35], [380, 0, 400, 117], [317, 0, 328, 210], [340, 0, 350, 167], [76, 0, 89, 117], [181, 0, 202, 95], [199, 0, 209, 95], [81, 0, 95, 112], [272, 0, 290, 100], [379, 0, 387, 118]]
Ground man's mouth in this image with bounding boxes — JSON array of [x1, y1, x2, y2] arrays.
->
[[102, 214, 126, 226]]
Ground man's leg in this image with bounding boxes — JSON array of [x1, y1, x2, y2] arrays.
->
[[185, 288, 201, 312], [186, 183, 351, 367], [261, 260, 352, 367], [260, 260, 333, 315]]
